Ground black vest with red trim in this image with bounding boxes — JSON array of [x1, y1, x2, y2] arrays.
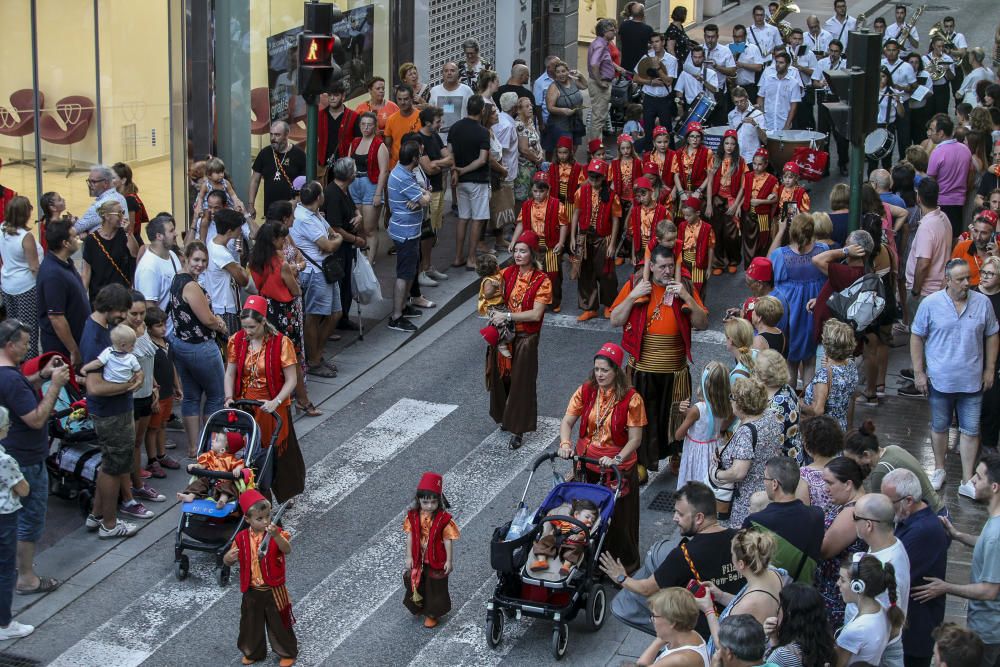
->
[[620, 275, 693, 362], [520, 197, 562, 249], [548, 161, 582, 204], [317, 105, 359, 166], [741, 171, 779, 214], [629, 203, 667, 254], [231, 331, 285, 400], [235, 527, 287, 591], [501, 265, 547, 334], [350, 135, 385, 185], [406, 508, 452, 569], [576, 183, 615, 237]]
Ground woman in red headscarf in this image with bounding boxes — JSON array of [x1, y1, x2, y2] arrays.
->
[[557, 342, 646, 572], [486, 231, 553, 450], [224, 296, 306, 503], [706, 128, 747, 275], [671, 122, 711, 211]]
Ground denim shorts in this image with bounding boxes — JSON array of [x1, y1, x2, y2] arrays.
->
[[169, 336, 226, 418], [349, 176, 377, 206], [928, 384, 982, 436], [93, 412, 136, 476], [16, 462, 47, 543], [300, 270, 341, 315]]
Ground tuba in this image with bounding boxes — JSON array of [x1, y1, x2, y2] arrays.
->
[[925, 56, 950, 81], [767, 0, 800, 42], [896, 4, 926, 49]]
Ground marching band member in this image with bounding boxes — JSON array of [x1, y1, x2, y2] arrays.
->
[[732, 24, 766, 102], [823, 0, 857, 54], [883, 4, 920, 57], [757, 51, 803, 132], [869, 67, 907, 174], [674, 45, 721, 130], [747, 4, 784, 73], [729, 87, 767, 165], [787, 28, 825, 130], [695, 23, 738, 126], [633, 31, 679, 154], [881, 39, 918, 162], [741, 147, 779, 267], [939, 17, 968, 101], [817, 39, 850, 176], [804, 15, 834, 59], [923, 35, 956, 115]]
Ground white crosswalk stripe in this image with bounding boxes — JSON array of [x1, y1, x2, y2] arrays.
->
[[292, 418, 563, 665], [47, 399, 458, 667]]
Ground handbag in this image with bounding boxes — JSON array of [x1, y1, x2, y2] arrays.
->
[[706, 421, 757, 503], [300, 248, 345, 285], [791, 144, 829, 182]]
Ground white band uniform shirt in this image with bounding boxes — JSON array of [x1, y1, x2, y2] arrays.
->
[[804, 29, 834, 57], [922, 53, 956, 87], [734, 42, 765, 87], [823, 15, 857, 52], [637, 50, 679, 97], [884, 22, 920, 57], [881, 58, 917, 102], [758, 69, 803, 132], [729, 105, 766, 164], [675, 68, 722, 105]]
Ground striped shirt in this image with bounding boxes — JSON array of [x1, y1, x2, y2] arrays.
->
[[386, 164, 425, 242]]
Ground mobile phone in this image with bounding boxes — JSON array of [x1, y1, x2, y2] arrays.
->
[[686, 579, 707, 598]]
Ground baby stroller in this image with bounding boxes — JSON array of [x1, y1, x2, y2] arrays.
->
[[173, 400, 277, 587], [23, 352, 100, 518], [486, 452, 620, 660]]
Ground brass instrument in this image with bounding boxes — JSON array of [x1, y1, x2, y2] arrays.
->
[[925, 56, 950, 81], [767, 0, 800, 42], [856, 11, 868, 30], [896, 4, 926, 50], [929, 21, 967, 72]]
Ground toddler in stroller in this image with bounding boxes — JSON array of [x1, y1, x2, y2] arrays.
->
[[529, 498, 598, 577], [176, 430, 246, 509]]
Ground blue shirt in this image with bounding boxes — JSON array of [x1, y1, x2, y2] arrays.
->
[[912, 289, 999, 394], [533, 71, 554, 122], [895, 505, 949, 657], [37, 254, 92, 356], [969, 515, 1000, 643], [0, 366, 47, 466], [80, 318, 133, 417], [879, 192, 906, 209], [386, 164, 424, 243]]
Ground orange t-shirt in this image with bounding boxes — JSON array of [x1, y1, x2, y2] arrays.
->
[[355, 100, 399, 133], [952, 240, 984, 286], [610, 281, 705, 336], [566, 385, 647, 445], [383, 110, 423, 168], [508, 270, 553, 332]]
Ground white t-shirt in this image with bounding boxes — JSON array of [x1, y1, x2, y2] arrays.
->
[[836, 609, 891, 666], [0, 228, 42, 295], [134, 249, 180, 335], [957, 67, 996, 106], [729, 105, 766, 164], [843, 540, 911, 647], [289, 203, 331, 276], [97, 347, 141, 384], [200, 239, 238, 314], [429, 83, 475, 138]]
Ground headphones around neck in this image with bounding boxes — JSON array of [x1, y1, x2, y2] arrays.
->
[[850, 559, 866, 595]]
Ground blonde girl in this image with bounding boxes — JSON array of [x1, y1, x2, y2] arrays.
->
[[675, 361, 735, 489], [725, 317, 756, 383]]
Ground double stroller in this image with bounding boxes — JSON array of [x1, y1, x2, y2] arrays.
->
[[173, 400, 277, 587], [487, 452, 620, 660]]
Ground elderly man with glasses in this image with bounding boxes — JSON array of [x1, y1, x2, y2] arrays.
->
[[883, 468, 949, 667], [73, 164, 130, 236]]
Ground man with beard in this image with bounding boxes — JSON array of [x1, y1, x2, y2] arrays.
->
[[599, 481, 744, 639], [609, 245, 708, 479], [911, 258, 999, 500], [247, 121, 308, 219], [952, 214, 998, 288]]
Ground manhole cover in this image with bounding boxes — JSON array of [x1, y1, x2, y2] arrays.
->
[[648, 490, 676, 513], [0, 654, 41, 667]]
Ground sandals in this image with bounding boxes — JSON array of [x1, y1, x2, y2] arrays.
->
[[16, 576, 59, 595], [856, 392, 879, 405], [295, 401, 322, 417], [409, 297, 437, 309]]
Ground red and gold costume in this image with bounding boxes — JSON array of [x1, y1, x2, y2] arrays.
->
[[740, 170, 779, 268], [677, 217, 716, 295], [402, 508, 460, 619], [672, 146, 711, 198], [644, 149, 675, 198], [629, 203, 668, 260], [548, 160, 584, 218], [181, 450, 243, 501], [519, 196, 568, 307], [573, 182, 622, 313], [774, 183, 811, 224], [611, 155, 643, 206], [709, 154, 748, 271]]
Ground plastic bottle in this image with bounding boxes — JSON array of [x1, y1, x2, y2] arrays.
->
[[505, 504, 533, 541]]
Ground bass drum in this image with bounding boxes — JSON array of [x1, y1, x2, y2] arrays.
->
[[678, 93, 716, 139], [864, 128, 895, 162], [702, 126, 730, 152], [765, 129, 827, 169]]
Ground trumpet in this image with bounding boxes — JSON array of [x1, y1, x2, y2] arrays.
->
[[896, 4, 926, 49]]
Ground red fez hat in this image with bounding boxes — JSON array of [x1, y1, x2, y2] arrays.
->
[[516, 230, 540, 251], [724, 129, 738, 139], [754, 147, 770, 160], [226, 432, 245, 454], [746, 256, 773, 282], [587, 159, 608, 177], [782, 161, 800, 175], [683, 196, 702, 210], [596, 341, 625, 368], [532, 171, 550, 186], [642, 160, 660, 176], [686, 122, 704, 136], [243, 295, 267, 317], [556, 136, 574, 150], [634, 176, 654, 191], [617, 133, 634, 145], [976, 210, 998, 228], [588, 138, 603, 154], [480, 325, 500, 347], [416, 472, 444, 495], [239, 489, 268, 515], [652, 125, 670, 138]]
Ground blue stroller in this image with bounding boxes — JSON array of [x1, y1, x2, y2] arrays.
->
[[173, 400, 277, 587], [486, 452, 621, 660]]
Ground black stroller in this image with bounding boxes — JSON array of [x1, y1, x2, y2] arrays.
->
[[486, 453, 621, 660], [173, 400, 277, 587]]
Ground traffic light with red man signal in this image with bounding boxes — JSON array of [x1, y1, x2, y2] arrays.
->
[[297, 2, 345, 101]]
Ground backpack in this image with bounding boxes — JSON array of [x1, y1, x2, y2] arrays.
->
[[827, 270, 886, 332]]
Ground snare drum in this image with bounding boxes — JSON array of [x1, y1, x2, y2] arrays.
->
[[765, 129, 827, 169], [864, 128, 895, 161], [679, 93, 716, 138], [702, 126, 729, 152]]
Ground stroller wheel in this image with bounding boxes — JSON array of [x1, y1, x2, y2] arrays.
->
[[583, 583, 608, 632], [551, 623, 569, 661], [175, 555, 190, 581], [218, 565, 231, 587], [485, 609, 504, 649]]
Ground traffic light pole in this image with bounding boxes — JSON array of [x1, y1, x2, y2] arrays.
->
[[848, 143, 865, 232], [306, 100, 318, 182]]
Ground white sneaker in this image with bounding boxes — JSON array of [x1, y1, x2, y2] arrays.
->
[[84, 513, 102, 532], [427, 268, 449, 281], [0, 620, 35, 640], [99, 520, 139, 539], [417, 271, 439, 287], [930, 468, 947, 491], [958, 480, 977, 500]]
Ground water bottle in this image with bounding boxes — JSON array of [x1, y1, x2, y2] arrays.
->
[[505, 504, 532, 541]]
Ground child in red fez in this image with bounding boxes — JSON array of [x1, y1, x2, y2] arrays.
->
[[549, 136, 584, 215], [224, 490, 297, 666], [774, 161, 811, 228], [677, 197, 716, 298], [587, 138, 605, 162], [629, 177, 668, 266], [741, 148, 779, 268], [176, 430, 245, 508], [643, 126, 675, 204], [611, 134, 643, 266], [403, 472, 459, 628]]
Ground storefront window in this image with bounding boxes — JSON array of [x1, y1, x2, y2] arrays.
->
[[0, 1, 36, 214]]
